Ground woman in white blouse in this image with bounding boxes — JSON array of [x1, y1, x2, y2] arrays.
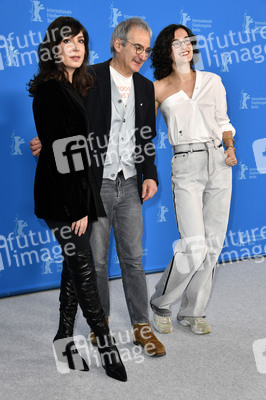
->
[[150, 24, 237, 335]]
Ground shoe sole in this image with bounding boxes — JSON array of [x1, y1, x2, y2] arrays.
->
[[133, 340, 166, 357], [178, 319, 211, 335]]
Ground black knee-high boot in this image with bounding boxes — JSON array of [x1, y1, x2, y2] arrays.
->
[[54, 260, 78, 340], [66, 248, 127, 382], [53, 259, 89, 372]]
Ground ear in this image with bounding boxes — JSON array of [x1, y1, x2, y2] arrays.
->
[[113, 37, 123, 53]]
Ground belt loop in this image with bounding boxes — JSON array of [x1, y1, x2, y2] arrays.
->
[[213, 138, 221, 149]]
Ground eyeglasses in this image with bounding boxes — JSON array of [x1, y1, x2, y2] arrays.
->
[[126, 41, 153, 57], [172, 37, 193, 49]]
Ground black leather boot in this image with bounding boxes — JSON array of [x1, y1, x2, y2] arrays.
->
[[96, 333, 127, 382], [53, 260, 89, 372], [66, 248, 127, 382], [54, 260, 78, 340]]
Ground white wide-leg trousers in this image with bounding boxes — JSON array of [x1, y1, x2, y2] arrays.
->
[[151, 143, 232, 317]]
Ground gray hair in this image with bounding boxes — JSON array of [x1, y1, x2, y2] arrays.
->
[[110, 17, 152, 54]]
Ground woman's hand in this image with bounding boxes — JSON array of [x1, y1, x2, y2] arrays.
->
[[71, 216, 88, 236], [224, 147, 237, 167]]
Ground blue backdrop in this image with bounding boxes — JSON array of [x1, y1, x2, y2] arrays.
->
[[0, 0, 265, 297]]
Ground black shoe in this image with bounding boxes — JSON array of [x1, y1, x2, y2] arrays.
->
[[97, 334, 127, 382], [53, 336, 89, 372]]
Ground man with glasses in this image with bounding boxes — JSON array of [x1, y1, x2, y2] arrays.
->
[[30, 17, 165, 357]]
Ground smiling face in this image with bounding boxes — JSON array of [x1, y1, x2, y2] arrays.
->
[[171, 28, 193, 68], [58, 30, 85, 78], [113, 27, 151, 77]]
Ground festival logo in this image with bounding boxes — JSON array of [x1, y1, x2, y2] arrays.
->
[[237, 159, 265, 180], [29, 0, 72, 24], [238, 161, 249, 180], [179, 8, 191, 26], [6, 45, 20, 67], [0, 34, 21, 71], [30, 0, 45, 22], [10, 131, 25, 156], [179, 6, 212, 33], [0, 216, 29, 270], [41, 259, 53, 274], [89, 50, 99, 65], [109, 3, 122, 28], [239, 89, 250, 109], [109, 2, 146, 28], [241, 11, 266, 34], [242, 11, 254, 34], [156, 130, 168, 150], [14, 217, 28, 237], [157, 202, 169, 223], [239, 89, 266, 110], [220, 53, 232, 73]]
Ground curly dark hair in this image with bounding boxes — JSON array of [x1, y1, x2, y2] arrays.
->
[[151, 24, 199, 80], [27, 16, 93, 97]]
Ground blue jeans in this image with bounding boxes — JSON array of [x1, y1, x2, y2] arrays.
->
[[90, 173, 149, 325]]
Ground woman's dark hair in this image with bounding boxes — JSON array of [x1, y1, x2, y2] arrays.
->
[[151, 24, 199, 80], [27, 16, 92, 97]]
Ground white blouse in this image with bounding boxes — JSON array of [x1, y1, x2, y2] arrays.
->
[[159, 70, 235, 146]]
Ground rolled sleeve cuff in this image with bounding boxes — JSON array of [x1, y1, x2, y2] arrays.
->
[[221, 123, 236, 136]]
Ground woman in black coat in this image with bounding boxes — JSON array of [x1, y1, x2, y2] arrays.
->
[[28, 16, 126, 382]]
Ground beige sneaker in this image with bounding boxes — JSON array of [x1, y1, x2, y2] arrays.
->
[[153, 312, 172, 334], [177, 316, 211, 335]]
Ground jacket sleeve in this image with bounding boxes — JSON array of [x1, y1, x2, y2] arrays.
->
[[33, 81, 89, 221], [141, 81, 159, 185]]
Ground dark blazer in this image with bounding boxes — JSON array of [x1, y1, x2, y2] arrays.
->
[[33, 79, 106, 222], [85, 59, 158, 201]]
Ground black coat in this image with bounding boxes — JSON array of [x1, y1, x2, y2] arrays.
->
[[85, 59, 158, 201], [33, 79, 106, 223]]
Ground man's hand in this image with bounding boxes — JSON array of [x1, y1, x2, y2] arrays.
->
[[29, 136, 42, 157], [142, 179, 157, 202], [224, 147, 237, 167]]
